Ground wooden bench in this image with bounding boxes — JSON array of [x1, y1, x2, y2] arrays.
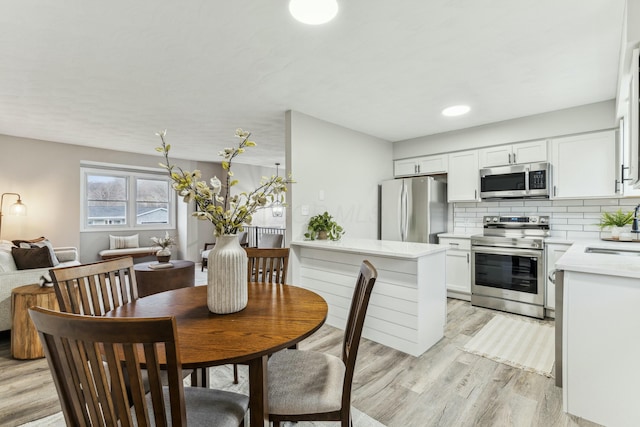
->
[[98, 246, 158, 260]]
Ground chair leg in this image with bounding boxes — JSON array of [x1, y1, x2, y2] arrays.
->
[[233, 363, 239, 384]]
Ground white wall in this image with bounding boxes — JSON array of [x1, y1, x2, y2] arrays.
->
[[286, 111, 393, 242], [394, 100, 616, 159]]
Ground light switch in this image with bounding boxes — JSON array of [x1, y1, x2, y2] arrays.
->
[[319, 190, 325, 201], [301, 205, 309, 215]]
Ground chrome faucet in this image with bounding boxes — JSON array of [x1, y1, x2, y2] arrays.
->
[[633, 204, 640, 234]]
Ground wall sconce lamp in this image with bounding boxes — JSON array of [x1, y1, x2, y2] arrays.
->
[[0, 193, 27, 238], [271, 163, 284, 218]]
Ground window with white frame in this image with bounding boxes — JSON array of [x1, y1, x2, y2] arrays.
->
[[81, 164, 175, 231]]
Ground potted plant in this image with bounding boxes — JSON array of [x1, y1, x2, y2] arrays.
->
[[150, 232, 177, 263], [304, 211, 344, 241], [598, 209, 634, 239]]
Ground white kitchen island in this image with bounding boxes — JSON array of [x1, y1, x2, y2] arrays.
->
[[290, 238, 448, 357], [556, 240, 640, 427]]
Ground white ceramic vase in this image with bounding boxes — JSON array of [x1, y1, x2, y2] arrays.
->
[[207, 234, 248, 314]]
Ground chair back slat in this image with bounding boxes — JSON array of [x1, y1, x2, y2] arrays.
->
[[51, 257, 139, 316], [29, 307, 186, 427], [341, 260, 377, 410], [245, 248, 290, 284]]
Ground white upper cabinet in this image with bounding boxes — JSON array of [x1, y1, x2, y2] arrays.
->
[[448, 150, 479, 202], [394, 154, 448, 177], [550, 129, 618, 199], [479, 140, 548, 168]]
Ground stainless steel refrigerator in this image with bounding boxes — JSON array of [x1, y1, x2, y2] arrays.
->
[[380, 176, 447, 243]]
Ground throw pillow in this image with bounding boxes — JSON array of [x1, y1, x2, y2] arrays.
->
[[109, 234, 139, 250], [11, 246, 54, 270], [15, 237, 60, 266], [0, 248, 18, 272]]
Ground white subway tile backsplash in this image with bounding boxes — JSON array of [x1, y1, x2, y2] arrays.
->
[[451, 197, 633, 240], [549, 218, 568, 225], [553, 213, 584, 218], [568, 218, 599, 225], [552, 199, 584, 206], [498, 201, 525, 207], [454, 202, 478, 208], [535, 206, 568, 213], [583, 213, 601, 219], [568, 206, 600, 212], [552, 224, 583, 231], [583, 198, 619, 206], [524, 200, 553, 207]]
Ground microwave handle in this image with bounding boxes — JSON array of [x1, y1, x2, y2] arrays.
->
[[524, 167, 530, 194]]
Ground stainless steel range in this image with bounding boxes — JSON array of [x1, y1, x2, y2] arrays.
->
[[471, 215, 550, 319]]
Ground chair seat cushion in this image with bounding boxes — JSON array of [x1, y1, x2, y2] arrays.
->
[[202, 249, 211, 260], [142, 386, 249, 427], [268, 349, 345, 415]]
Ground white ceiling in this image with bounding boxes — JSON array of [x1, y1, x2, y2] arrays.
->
[[0, 1, 627, 167]]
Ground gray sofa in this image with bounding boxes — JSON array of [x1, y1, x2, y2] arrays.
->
[[0, 245, 79, 331]]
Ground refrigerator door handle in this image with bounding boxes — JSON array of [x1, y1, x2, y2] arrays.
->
[[400, 181, 408, 241]]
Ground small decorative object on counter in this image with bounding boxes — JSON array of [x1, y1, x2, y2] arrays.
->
[[598, 209, 634, 240], [304, 211, 345, 241], [150, 232, 176, 263], [156, 128, 293, 314]]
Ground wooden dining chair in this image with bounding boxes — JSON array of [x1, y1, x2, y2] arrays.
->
[[50, 256, 139, 316], [28, 306, 249, 427], [257, 233, 284, 248], [245, 247, 290, 284], [201, 241, 216, 272], [266, 260, 378, 427], [49, 256, 193, 389]]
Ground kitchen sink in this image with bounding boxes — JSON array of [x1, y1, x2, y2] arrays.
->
[[584, 247, 640, 256]]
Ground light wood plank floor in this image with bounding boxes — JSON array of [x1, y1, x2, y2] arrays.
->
[[0, 298, 601, 427]]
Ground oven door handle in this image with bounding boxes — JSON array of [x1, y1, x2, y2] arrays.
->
[[471, 245, 543, 258]]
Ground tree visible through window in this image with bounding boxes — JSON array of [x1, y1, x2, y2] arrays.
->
[[82, 167, 174, 229], [86, 174, 127, 226]]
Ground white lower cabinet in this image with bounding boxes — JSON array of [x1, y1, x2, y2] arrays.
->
[[545, 242, 570, 316], [439, 236, 471, 301]]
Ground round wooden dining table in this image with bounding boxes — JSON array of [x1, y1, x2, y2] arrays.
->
[[105, 283, 327, 427]]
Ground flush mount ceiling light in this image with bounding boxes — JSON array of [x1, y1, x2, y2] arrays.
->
[[442, 105, 471, 117], [289, 0, 339, 25]]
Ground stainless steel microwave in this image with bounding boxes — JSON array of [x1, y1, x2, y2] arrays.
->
[[480, 162, 550, 199]]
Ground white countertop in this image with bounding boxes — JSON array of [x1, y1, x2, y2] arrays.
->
[[290, 237, 448, 259], [556, 239, 640, 279]]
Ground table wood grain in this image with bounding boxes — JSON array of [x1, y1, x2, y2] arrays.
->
[[105, 282, 327, 427]]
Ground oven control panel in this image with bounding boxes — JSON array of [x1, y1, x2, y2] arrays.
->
[[483, 215, 549, 226]]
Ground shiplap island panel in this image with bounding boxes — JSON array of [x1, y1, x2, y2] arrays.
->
[[290, 238, 448, 356]]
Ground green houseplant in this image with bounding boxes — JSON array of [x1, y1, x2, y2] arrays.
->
[[599, 209, 634, 239], [304, 211, 344, 241]]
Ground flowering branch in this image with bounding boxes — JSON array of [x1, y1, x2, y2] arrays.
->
[[155, 128, 293, 237]]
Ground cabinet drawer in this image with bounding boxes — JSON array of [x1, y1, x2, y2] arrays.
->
[[438, 237, 471, 251]]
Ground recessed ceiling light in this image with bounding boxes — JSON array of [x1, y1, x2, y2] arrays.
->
[[442, 105, 471, 117], [289, 0, 339, 25]]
